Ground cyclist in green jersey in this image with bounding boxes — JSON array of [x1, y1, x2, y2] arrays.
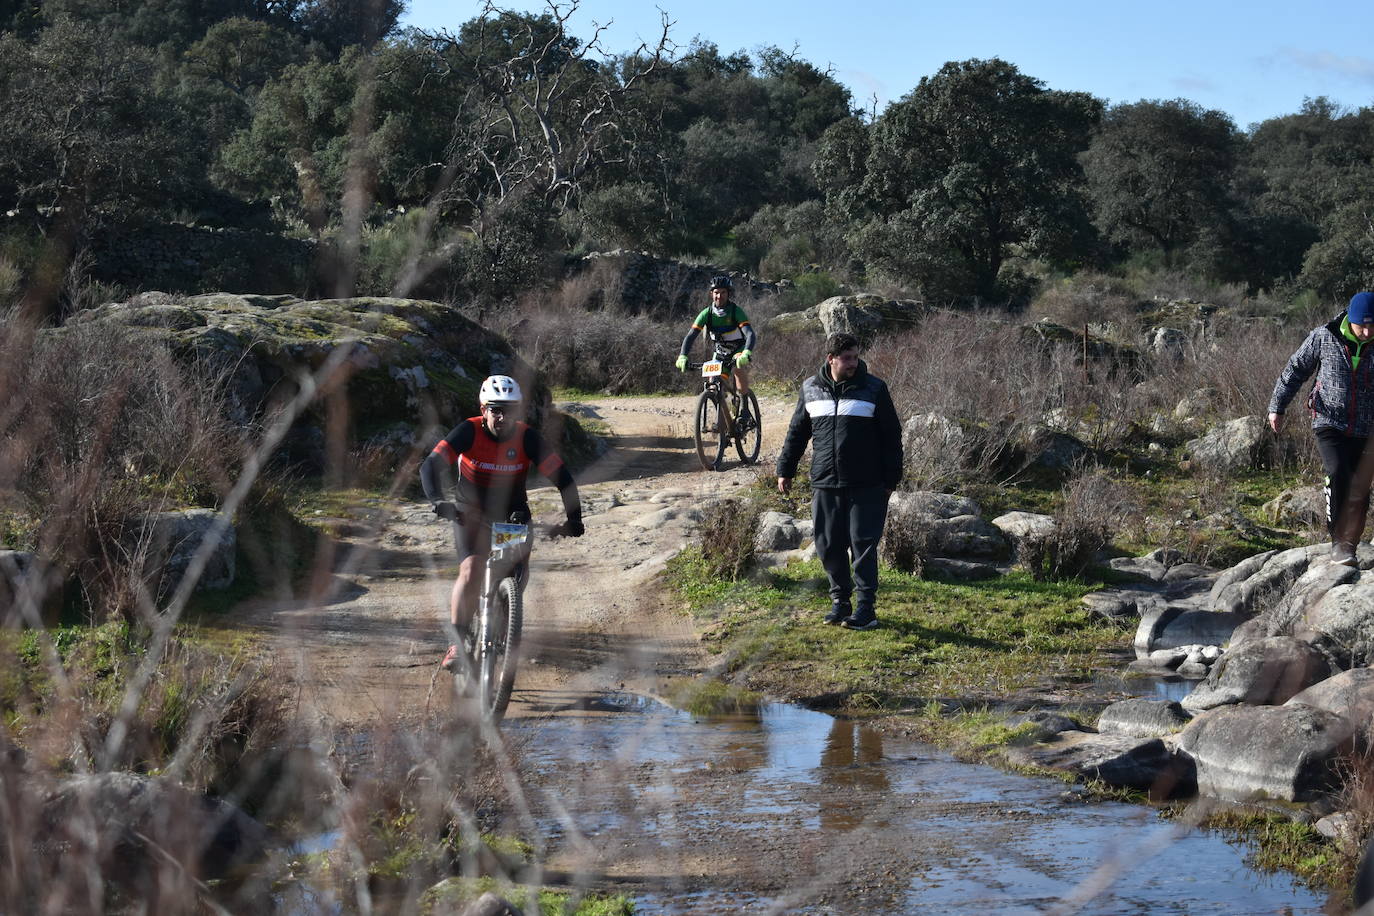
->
[[674, 275, 758, 427]]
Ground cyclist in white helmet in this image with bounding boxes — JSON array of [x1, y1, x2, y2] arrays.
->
[[674, 274, 758, 429], [420, 374, 583, 669]]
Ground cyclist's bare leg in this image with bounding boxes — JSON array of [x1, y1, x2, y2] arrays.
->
[[449, 518, 491, 632], [733, 364, 751, 398], [450, 555, 484, 629]]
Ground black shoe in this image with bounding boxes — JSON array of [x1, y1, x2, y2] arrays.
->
[[823, 601, 850, 625], [842, 606, 879, 630], [1332, 541, 1358, 567]]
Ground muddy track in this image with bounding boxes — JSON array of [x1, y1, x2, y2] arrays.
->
[[244, 393, 795, 730]]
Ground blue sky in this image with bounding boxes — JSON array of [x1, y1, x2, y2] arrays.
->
[[401, 0, 1374, 130]]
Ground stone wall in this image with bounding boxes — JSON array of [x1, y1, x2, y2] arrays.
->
[[571, 250, 777, 318], [89, 224, 317, 295]]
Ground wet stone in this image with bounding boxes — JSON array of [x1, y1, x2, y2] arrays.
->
[[1098, 698, 1191, 738]]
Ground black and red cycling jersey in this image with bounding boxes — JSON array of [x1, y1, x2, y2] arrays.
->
[[420, 417, 580, 522]]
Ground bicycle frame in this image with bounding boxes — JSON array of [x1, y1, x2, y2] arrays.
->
[[446, 515, 532, 723], [699, 355, 741, 430]]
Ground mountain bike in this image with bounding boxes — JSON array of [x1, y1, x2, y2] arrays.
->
[[446, 511, 574, 723], [692, 355, 761, 471]]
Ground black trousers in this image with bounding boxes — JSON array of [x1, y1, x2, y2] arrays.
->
[[812, 486, 889, 608], [1314, 427, 1371, 541]]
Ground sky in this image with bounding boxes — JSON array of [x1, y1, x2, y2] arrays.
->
[[400, 0, 1374, 130]]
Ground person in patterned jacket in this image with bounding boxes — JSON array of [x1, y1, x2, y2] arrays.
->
[[1269, 291, 1374, 566], [777, 332, 903, 630], [421, 374, 583, 669]]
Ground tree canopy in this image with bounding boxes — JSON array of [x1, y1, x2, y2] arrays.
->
[[3, 0, 1374, 314]]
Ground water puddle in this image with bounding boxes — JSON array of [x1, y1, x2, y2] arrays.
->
[[1088, 670, 1197, 704], [508, 696, 1334, 914]]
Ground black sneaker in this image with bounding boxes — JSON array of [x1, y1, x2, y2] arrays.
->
[[1332, 542, 1358, 567], [823, 601, 851, 625], [842, 606, 879, 630]]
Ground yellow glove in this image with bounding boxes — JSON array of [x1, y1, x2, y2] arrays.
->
[[675, 354, 688, 372], [735, 349, 752, 367]]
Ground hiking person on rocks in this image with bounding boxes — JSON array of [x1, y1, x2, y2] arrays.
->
[[777, 332, 903, 630], [1269, 291, 1374, 566]]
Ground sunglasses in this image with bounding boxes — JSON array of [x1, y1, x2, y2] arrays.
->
[[484, 405, 511, 416]]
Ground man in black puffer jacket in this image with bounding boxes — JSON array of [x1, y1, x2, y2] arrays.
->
[[777, 332, 903, 630]]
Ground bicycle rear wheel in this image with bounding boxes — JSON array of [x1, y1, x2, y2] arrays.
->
[[693, 390, 724, 471], [733, 390, 761, 465], [476, 577, 522, 722]]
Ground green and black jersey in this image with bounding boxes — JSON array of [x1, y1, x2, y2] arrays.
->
[[679, 302, 757, 357]]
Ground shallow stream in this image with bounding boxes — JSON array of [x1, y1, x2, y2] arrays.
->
[[506, 694, 1337, 914]]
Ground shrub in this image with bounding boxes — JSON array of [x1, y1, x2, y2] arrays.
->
[[1020, 465, 1137, 581], [697, 499, 758, 581], [880, 500, 934, 577], [1, 316, 245, 623]]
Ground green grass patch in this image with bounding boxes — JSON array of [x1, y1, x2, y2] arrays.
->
[[1191, 809, 1352, 891], [667, 550, 1126, 708], [421, 877, 634, 916]]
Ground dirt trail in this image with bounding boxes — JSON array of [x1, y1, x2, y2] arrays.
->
[[245, 393, 795, 731]]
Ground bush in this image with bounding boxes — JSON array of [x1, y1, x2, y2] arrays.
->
[[880, 500, 934, 577], [1019, 466, 1137, 581], [697, 499, 758, 581], [1, 316, 244, 623]]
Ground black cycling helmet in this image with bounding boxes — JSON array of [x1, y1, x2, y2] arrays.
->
[[709, 275, 733, 291]]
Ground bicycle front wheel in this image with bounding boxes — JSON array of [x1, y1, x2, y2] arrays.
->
[[693, 390, 724, 471], [476, 577, 523, 722], [734, 390, 761, 465]]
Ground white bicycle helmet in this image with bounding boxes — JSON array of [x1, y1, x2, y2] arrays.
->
[[479, 374, 523, 406]]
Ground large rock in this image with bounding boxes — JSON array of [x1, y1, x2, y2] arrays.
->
[[990, 511, 1056, 547], [1097, 698, 1191, 738], [1302, 580, 1374, 668], [1207, 545, 1323, 616], [1010, 733, 1193, 797], [1020, 425, 1090, 472], [1252, 561, 1360, 640], [1182, 416, 1266, 474], [138, 509, 236, 601], [1177, 704, 1351, 802], [903, 412, 966, 482], [1134, 606, 1247, 656], [37, 772, 271, 899], [1181, 637, 1333, 712], [925, 515, 1010, 560], [755, 512, 802, 551], [0, 550, 64, 628], [888, 491, 980, 520], [54, 293, 586, 472], [1262, 486, 1325, 529], [815, 294, 926, 343], [1286, 668, 1374, 740]]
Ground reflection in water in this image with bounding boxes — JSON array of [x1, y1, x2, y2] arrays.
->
[[509, 696, 1330, 914], [818, 717, 889, 831]]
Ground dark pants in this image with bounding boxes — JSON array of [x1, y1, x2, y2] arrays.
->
[[812, 486, 889, 609], [1315, 427, 1371, 542]]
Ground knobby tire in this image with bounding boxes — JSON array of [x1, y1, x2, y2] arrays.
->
[[476, 576, 522, 722], [694, 390, 723, 471], [734, 390, 762, 465]]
